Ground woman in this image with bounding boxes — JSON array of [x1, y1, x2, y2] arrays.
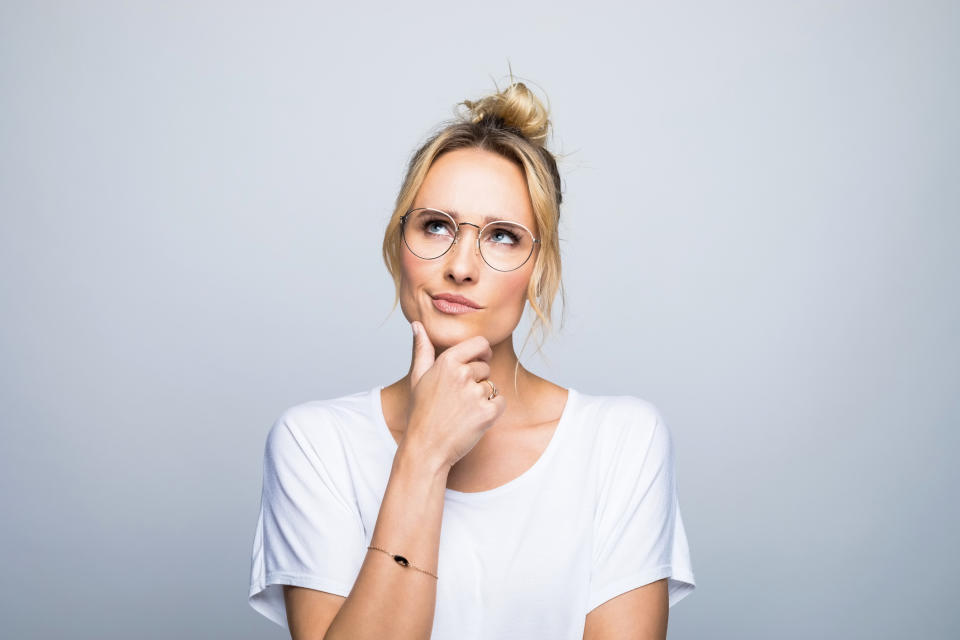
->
[[248, 78, 696, 639]]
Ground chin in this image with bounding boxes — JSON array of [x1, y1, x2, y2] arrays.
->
[[424, 319, 472, 338], [427, 321, 486, 345]]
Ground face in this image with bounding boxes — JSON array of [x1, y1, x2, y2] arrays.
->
[[398, 147, 538, 353]]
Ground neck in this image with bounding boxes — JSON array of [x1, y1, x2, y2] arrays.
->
[[390, 335, 544, 432]]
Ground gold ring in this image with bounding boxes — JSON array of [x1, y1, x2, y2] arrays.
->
[[482, 379, 497, 400]]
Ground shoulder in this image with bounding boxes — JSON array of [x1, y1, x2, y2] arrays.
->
[[576, 390, 663, 437], [264, 388, 375, 462], [574, 390, 672, 462]]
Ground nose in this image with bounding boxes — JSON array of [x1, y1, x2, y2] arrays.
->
[[444, 222, 483, 281]]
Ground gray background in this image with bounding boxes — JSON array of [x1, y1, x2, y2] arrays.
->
[[1, 1, 957, 638]]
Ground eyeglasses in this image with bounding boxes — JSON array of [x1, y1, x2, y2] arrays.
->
[[400, 207, 539, 272]]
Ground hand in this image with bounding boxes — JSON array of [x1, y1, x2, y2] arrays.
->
[[402, 320, 507, 470]]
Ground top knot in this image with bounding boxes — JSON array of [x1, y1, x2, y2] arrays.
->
[[459, 81, 551, 146]]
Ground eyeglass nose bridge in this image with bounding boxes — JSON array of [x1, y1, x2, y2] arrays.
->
[[450, 221, 483, 252]]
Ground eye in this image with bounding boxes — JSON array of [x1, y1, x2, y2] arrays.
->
[[486, 226, 521, 245], [422, 216, 454, 237]]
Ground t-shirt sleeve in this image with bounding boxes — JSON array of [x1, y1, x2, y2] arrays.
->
[[587, 402, 696, 614], [248, 408, 367, 629]]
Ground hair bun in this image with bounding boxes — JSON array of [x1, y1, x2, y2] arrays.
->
[[460, 81, 551, 146]]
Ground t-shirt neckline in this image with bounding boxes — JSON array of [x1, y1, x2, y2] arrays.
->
[[369, 384, 577, 502]]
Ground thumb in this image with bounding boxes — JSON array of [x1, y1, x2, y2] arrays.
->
[[409, 321, 435, 388]]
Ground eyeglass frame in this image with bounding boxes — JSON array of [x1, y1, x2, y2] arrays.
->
[[399, 207, 540, 272]]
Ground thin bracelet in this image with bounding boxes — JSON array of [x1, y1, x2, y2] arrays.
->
[[368, 545, 439, 580]]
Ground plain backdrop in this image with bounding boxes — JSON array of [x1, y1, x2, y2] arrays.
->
[[1, 1, 957, 638]]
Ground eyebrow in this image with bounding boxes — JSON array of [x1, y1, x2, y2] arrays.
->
[[433, 208, 512, 225]]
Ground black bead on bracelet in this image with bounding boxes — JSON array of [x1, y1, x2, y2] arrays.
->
[[367, 545, 439, 579]]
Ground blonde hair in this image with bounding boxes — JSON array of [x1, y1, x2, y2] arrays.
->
[[381, 77, 567, 388]]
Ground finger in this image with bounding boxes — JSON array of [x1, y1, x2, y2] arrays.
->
[[443, 334, 493, 365], [465, 360, 491, 384], [410, 321, 436, 388], [488, 394, 507, 417]]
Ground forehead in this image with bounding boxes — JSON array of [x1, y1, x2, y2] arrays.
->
[[413, 148, 534, 226]]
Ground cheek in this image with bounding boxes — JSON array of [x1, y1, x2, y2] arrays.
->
[[499, 271, 532, 309], [398, 251, 429, 304], [398, 250, 418, 287]]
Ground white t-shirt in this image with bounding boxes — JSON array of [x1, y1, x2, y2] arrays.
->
[[248, 385, 696, 638]]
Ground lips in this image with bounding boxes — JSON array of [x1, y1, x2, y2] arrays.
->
[[431, 293, 482, 309]]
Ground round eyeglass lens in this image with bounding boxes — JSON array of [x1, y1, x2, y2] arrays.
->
[[403, 208, 534, 271]]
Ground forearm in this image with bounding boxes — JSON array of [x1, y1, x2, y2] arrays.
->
[[324, 440, 448, 640]]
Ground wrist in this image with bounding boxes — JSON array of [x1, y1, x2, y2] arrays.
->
[[394, 435, 450, 479]]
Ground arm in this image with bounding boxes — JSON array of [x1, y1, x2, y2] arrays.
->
[[284, 438, 449, 640], [583, 578, 669, 640], [279, 327, 501, 639]]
